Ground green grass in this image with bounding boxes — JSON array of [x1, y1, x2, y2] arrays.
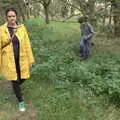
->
[[0, 19, 120, 120]]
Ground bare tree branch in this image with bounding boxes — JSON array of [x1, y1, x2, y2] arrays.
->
[[61, 0, 81, 11], [60, 0, 86, 16]]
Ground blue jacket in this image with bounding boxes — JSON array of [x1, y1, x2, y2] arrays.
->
[[80, 22, 94, 42]]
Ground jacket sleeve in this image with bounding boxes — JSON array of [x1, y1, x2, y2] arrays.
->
[[24, 26, 35, 64], [84, 23, 95, 40], [88, 23, 95, 34]]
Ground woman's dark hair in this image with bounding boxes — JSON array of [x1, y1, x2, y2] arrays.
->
[[6, 8, 17, 16]]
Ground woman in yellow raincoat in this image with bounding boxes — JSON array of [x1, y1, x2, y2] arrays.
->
[[0, 8, 35, 112]]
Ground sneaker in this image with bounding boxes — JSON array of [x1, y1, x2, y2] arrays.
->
[[18, 102, 26, 112]]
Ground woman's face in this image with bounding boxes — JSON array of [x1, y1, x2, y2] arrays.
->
[[7, 11, 17, 24]]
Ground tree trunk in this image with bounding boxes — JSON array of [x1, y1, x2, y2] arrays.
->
[[103, 0, 107, 26], [87, 0, 96, 25], [18, 0, 27, 21], [44, 5, 50, 24], [109, 5, 112, 25], [113, 15, 120, 37], [111, 0, 120, 37], [26, 2, 31, 19], [19, 7, 26, 21]]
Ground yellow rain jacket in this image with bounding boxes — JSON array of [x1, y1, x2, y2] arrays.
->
[[0, 23, 35, 81]]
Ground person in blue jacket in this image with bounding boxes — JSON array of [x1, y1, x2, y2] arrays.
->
[[78, 16, 95, 59]]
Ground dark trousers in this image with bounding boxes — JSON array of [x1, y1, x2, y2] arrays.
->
[[12, 46, 26, 102], [12, 79, 26, 102], [80, 39, 91, 58]]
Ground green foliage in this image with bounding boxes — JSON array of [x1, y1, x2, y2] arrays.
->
[[0, 19, 120, 119], [99, 24, 114, 37], [25, 19, 120, 104]]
